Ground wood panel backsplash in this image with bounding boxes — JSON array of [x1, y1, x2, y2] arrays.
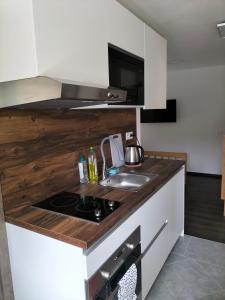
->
[[0, 108, 136, 213]]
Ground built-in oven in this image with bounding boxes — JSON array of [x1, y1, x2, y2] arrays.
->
[[108, 44, 144, 106], [86, 227, 141, 300]]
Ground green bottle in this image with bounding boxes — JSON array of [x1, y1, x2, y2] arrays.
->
[[88, 146, 98, 184]]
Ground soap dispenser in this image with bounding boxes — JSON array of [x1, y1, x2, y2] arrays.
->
[[78, 154, 89, 184], [88, 146, 98, 184]]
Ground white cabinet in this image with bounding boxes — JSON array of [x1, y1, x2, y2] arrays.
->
[[106, 0, 144, 58], [0, 0, 167, 111], [0, 0, 144, 87], [0, 0, 37, 82], [168, 168, 185, 249], [32, 0, 109, 88], [6, 224, 87, 300], [87, 167, 184, 286], [141, 167, 185, 299], [139, 181, 169, 252], [144, 24, 167, 109], [0, 0, 109, 87], [142, 223, 170, 299], [6, 167, 184, 300]]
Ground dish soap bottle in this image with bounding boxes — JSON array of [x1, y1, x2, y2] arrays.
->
[[88, 146, 98, 184], [78, 154, 89, 184]]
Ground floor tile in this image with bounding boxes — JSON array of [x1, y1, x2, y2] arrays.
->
[[165, 252, 186, 265], [146, 235, 225, 300], [195, 292, 225, 300], [195, 260, 225, 290], [172, 235, 192, 256], [146, 277, 174, 300], [161, 257, 222, 300], [186, 236, 225, 267]]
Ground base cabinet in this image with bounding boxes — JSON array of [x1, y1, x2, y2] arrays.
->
[[6, 167, 184, 300], [141, 167, 185, 298], [142, 223, 170, 299], [168, 169, 185, 249]]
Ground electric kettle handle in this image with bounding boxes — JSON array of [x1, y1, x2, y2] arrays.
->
[[137, 145, 145, 162]]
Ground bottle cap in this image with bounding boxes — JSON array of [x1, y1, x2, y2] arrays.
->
[[89, 146, 94, 153], [79, 154, 85, 162]]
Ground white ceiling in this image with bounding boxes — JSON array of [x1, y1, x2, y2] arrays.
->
[[117, 0, 225, 68]]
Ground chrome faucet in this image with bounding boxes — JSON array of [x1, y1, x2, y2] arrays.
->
[[100, 136, 110, 180]]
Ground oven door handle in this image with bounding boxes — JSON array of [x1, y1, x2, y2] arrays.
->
[[100, 257, 125, 280], [108, 284, 120, 300]]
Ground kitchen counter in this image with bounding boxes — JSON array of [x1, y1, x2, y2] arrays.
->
[[5, 158, 184, 249]]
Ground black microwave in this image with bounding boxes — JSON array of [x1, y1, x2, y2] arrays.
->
[[108, 44, 144, 106]]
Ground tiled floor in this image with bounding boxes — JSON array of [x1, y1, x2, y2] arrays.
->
[[146, 235, 225, 300]]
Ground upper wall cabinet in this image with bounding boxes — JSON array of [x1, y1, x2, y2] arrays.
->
[[106, 1, 144, 58], [0, 0, 38, 82], [144, 24, 167, 109], [0, 0, 167, 110], [0, 0, 109, 88], [32, 0, 109, 88]]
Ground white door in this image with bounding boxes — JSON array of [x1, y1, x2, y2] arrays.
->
[[0, 0, 37, 82], [144, 24, 167, 109], [33, 0, 109, 88], [168, 167, 185, 249], [107, 0, 144, 58]]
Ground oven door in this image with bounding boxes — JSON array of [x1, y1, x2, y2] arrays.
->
[[87, 227, 141, 300], [94, 244, 141, 300]]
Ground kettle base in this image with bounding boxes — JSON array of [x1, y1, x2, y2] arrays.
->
[[124, 163, 142, 168]]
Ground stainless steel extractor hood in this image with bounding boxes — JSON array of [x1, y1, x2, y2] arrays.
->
[[0, 76, 127, 109]]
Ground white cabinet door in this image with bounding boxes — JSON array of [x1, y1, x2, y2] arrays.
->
[[141, 168, 184, 298], [32, 0, 109, 88], [142, 223, 170, 299], [168, 167, 185, 249], [86, 179, 170, 278], [140, 182, 170, 252], [0, 0, 37, 82], [107, 0, 144, 58], [144, 24, 167, 109], [6, 224, 86, 300]]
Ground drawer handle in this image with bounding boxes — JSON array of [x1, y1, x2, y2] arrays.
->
[[141, 220, 168, 259]]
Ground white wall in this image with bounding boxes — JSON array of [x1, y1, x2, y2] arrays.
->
[[141, 64, 225, 174]]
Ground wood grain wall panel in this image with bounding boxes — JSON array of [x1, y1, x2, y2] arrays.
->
[[0, 184, 14, 300], [0, 109, 136, 213]]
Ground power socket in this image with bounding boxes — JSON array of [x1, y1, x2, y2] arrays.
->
[[126, 131, 134, 140]]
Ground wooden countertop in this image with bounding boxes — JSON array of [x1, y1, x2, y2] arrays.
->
[[5, 159, 184, 250]]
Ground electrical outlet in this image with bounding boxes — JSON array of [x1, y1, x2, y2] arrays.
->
[[126, 131, 133, 140]]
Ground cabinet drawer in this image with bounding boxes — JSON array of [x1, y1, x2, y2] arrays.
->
[[141, 221, 170, 299], [139, 181, 170, 252]]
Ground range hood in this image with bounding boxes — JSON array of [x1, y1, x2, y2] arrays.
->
[[0, 76, 127, 109]]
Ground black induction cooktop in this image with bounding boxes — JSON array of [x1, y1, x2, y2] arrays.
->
[[33, 192, 121, 224]]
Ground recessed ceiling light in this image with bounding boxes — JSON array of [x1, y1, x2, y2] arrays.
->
[[217, 22, 225, 38]]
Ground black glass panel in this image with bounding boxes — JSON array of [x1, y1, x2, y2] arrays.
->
[[108, 44, 144, 106], [33, 192, 121, 224]]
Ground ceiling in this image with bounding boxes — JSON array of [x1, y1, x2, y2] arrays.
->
[[117, 0, 225, 69]]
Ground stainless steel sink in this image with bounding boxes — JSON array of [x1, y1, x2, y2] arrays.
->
[[99, 172, 157, 192]]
